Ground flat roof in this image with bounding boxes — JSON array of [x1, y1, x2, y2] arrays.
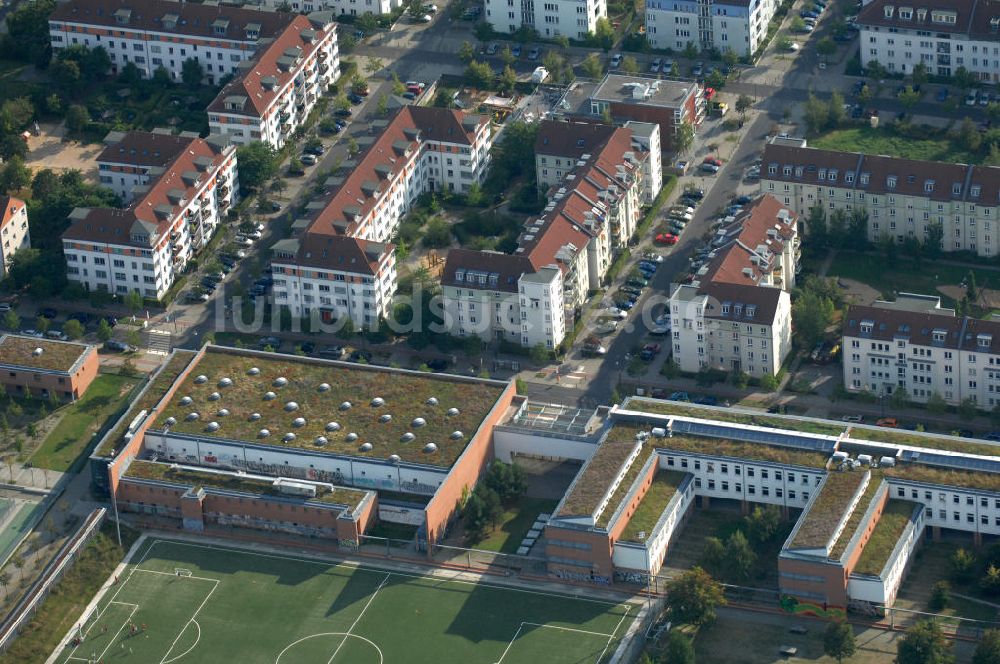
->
[[597, 446, 657, 528], [0, 335, 91, 373], [791, 471, 867, 549], [853, 500, 919, 576], [625, 399, 847, 436], [125, 459, 367, 508], [151, 347, 509, 467], [619, 470, 688, 543], [592, 74, 696, 107], [828, 477, 883, 560], [558, 438, 641, 518]]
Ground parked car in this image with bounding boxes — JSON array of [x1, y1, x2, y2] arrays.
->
[[45, 330, 68, 341], [936, 87, 949, 102], [650, 325, 671, 336], [40, 308, 57, 319], [426, 358, 449, 372], [304, 144, 326, 155], [669, 391, 691, 401], [640, 343, 661, 360], [603, 307, 629, 320], [642, 251, 664, 263], [626, 277, 648, 288], [300, 154, 318, 166], [486, 42, 499, 55], [700, 162, 720, 174], [842, 414, 864, 423], [350, 349, 373, 363], [613, 299, 635, 310], [186, 291, 210, 303], [334, 108, 353, 117], [655, 233, 678, 245], [0, 303, 11, 313], [512, 44, 522, 57], [649, 58, 661, 73], [692, 62, 704, 77], [876, 417, 899, 428], [527, 47, 541, 60], [638, 261, 659, 272], [985, 431, 1000, 442], [582, 336, 607, 357], [694, 395, 718, 406], [595, 320, 619, 334], [610, 52, 623, 68], [733, 195, 752, 206], [320, 345, 345, 359], [258, 336, 281, 348], [702, 156, 723, 167], [104, 339, 136, 352], [683, 187, 705, 200]]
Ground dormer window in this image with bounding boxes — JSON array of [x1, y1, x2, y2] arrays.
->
[[746, 304, 757, 318], [768, 163, 778, 175], [953, 182, 962, 196], [931, 10, 956, 24], [818, 169, 826, 181], [992, 17, 1000, 32], [860, 172, 870, 185], [114, 8, 131, 24], [933, 329, 946, 342], [794, 166, 804, 177], [925, 179, 935, 193], [884, 4, 894, 18], [845, 172, 855, 183], [782, 165, 792, 176], [861, 320, 873, 333], [972, 185, 982, 198], [916, 8, 926, 20], [887, 175, 897, 189], [979, 333, 993, 349], [454, 269, 465, 282], [899, 7, 912, 19], [828, 169, 838, 182]]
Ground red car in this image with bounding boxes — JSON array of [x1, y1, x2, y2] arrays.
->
[[655, 233, 678, 245], [640, 343, 661, 360], [702, 156, 723, 167]]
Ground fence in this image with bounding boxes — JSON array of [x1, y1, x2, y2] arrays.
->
[[0, 507, 106, 653]]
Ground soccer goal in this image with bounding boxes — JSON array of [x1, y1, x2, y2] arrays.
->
[[174, 568, 193, 577], [78, 604, 102, 639]]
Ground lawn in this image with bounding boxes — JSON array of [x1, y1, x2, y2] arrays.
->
[[476, 497, 559, 553], [826, 251, 998, 307], [811, 125, 980, 165], [30, 374, 139, 472], [791, 471, 867, 549], [854, 500, 918, 576], [620, 471, 687, 543], [50, 537, 634, 664], [0, 523, 140, 664]]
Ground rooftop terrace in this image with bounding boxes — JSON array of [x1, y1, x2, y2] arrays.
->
[[558, 437, 641, 518], [0, 335, 90, 373], [853, 500, 919, 577], [152, 348, 508, 467], [619, 470, 688, 543], [125, 460, 368, 508], [790, 471, 867, 550], [95, 351, 198, 458]]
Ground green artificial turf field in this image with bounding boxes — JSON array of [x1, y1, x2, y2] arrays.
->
[[55, 538, 633, 664]]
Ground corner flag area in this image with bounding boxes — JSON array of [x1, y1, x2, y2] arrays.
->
[[55, 538, 634, 664]]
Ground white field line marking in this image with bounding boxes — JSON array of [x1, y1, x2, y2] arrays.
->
[[494, 621, 615, 664], [91, 604, 139, 664], [148, 538, 622, 608], [158, 578, 219, 664], [162, 619, 201, 664], [595, 607, 631, 664], [494, 623, 525, 664], [326, 573, 390, 664], [275, 633, 384, 664], [109, 601, 140, 608], [134, 568, 217, 583]]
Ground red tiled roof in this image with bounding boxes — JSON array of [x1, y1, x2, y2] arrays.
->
[[306, 106, 486, 238], [50, 0, 293, 41], [701, 195, 796, 285], [207, 14, 333, 118], [97, 131, 196, 168], [274, 233, 390, 276], [63, 137, 230, 246], [0, 197, 25, 231]]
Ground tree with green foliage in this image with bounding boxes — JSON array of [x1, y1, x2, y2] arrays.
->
[[500, 45, 515, 67], [621, 55, 640, 75], [803, 93, 830, 134], [912, 62, 929, 88], [123, 289, 143, 315], [896, 619, 954, 664], [674, 121, 694, 154], [701, 536, 725, 574], [744, 505, 781, 544], [823, 621, 856, 664], [790, 16, 806, 32], [483, 461, 527, 504], [2, 311, 18, 332], [96, 318, 113, 342], [377, 94, 388, 116], [464, 60, 495, 88], [816, 37, 836, 60], [422, 217, 452, 248], [365, 55, 384, 74], [957, 116, 983, 152], [735, 94, 753, 122], [665, 567, 726, 626], [926, 392, 948, 414], [0, 157, 31, 195], [683, 42, 699, 59], [357, 12, 379, 34], [929, 581, 951, 611], [792, 287, 834, 350], [498, 65, 517, 93], [235, 142, 279, 192], [181, 58, 205, 88], [954, 66, 978, 91], [898, 85, 921, 114], [50, 58, 82, 96], [34, 315, 49, 334], [2, 0, 57, 66], [593, 17, 615, 50], [723, 530, 755, 583], [62, 319, 84, 340], [582, 53, 604, 79], [65, 104, 90, 133], [959, 397, 979, 420], [458, 40, 475, 62], [662, 630, 696, 664], [529, 343, 549, 365], [891, 385, 911, 409], [974, 629, 1000, 664]]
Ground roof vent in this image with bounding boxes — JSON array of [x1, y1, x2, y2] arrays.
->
[[217, 408, 230, 417], [249, 412, 261, 421], [273, 377, 288, 387], [426, 397, 438, 406], [423, 443, 438, 454], [401, 432, 415, 442], [204, 421, 219, 432], [450, 431, 463, 440], [247, 367, 260, 376], [194, 375, 208, 384], [186, 412, 200, 421], [346, 432, 358, 442], [325, 421, 341, 432], [180, 396, 193, 406], [292, 417, 307, 428], [412, 417, 426, 428], [359, 442, 373, 452], [284, 401, 299, 412], [165, 416, 177, 426], [258, 428, 270, 438], [340, 401, 352, 411], [208, 392, 221, 401], [388, 454, 402, 463], [282, 433, 296, 443], [32, 347, 42, 357], [218, 377, 233, 388], [318, 383, 331, 392], [263, 391, 277, 401], [314, 436, 328, 446], [380, 414, 392, 423], [447, 407, 460, 416], [371, 397, 385, 407]]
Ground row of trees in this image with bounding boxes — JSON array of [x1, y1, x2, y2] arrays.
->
[[461, 461, 527, 542]]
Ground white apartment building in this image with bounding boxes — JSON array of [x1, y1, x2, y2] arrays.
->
[[270, 234, 396, 329], [48, 0, 294, 85], [207, 14, 339, 149], [271, 106, 492, 327], [668, 195, 797, 377], [857, 0, 1000, 83], [97, 130, 206, 202], [645, 0, 776, 57], [247, 0, 402, 16], [483, 0, 607, 40], [441, 250, 566, 349], [761, 137, 1000, 258], [843, 293, 1000, 408], [0, 197, 30, 278], [625, 120, 663, 205], [62, 135, 237, 300]]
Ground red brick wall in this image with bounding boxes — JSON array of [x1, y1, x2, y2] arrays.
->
[[545, 526, 614, 580], [608, 456, 657, 543], [778, 556, 849, 607], [0, 346, 99, 401], [843, 487, 889, 575], [608, 103, 676, 149], [423, 380, 516, 547]]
